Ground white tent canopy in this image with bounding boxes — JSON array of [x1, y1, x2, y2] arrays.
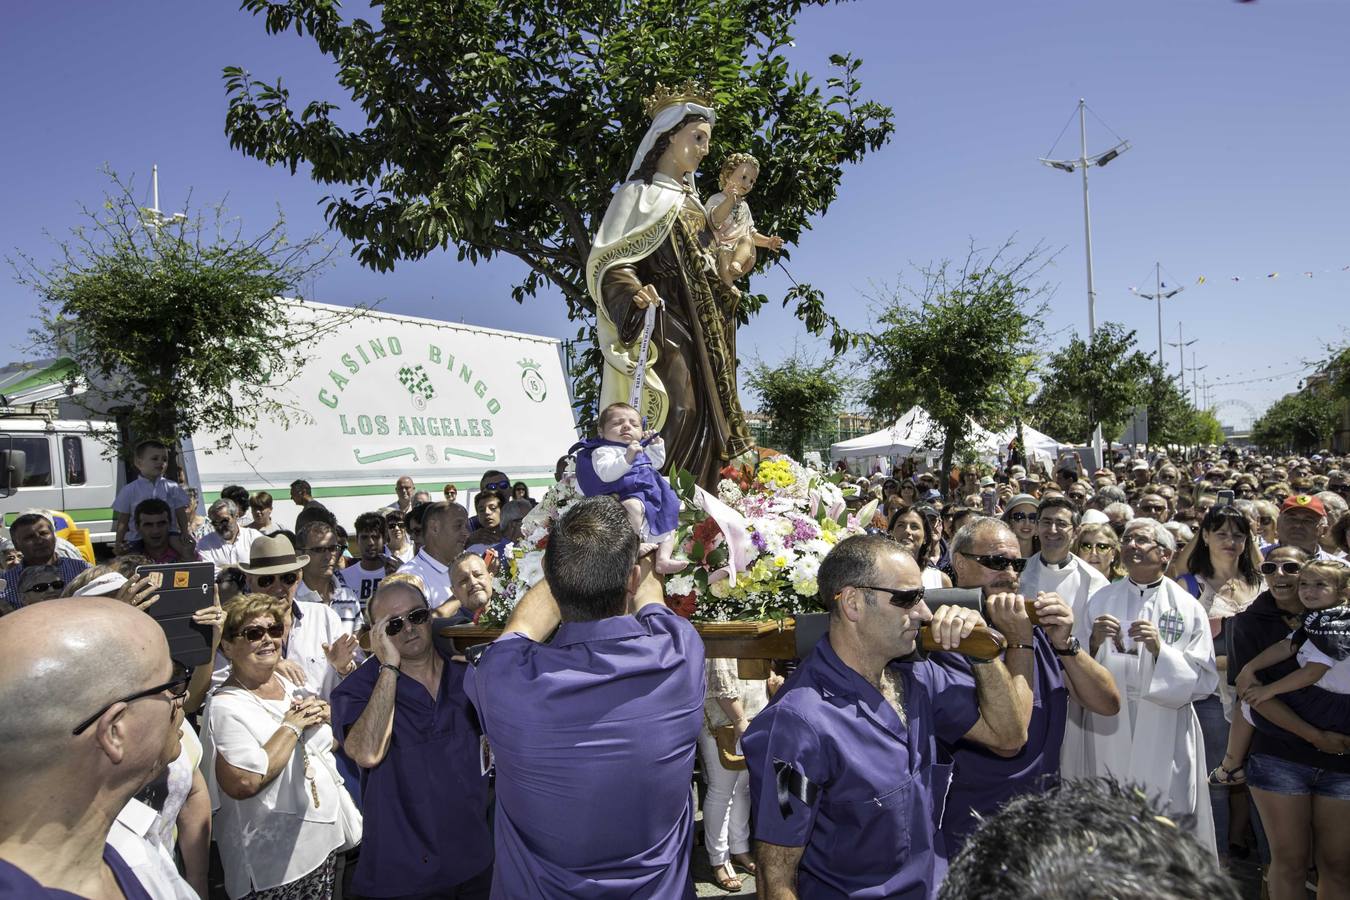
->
[[830, 405, 1002, 462]]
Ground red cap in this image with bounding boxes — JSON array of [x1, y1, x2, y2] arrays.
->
[[1281, 494, 1327, 518]]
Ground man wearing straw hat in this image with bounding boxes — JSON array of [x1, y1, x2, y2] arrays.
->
[[214, 534, 356, 699]]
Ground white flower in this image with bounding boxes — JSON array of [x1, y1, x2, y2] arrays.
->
[[717, 479, 744, 504], [516, 550, 546, 588], [708, 577, 732, 599], [666, 573, 696, 596]]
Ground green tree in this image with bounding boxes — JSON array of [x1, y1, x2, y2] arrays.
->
[[861, 240, 1050, 497], [11, 171, 356, 462], [1139, 362, 1196, 446], [1030, 323, 1153, 446], [222, 0, 894, 425], [1184, 408, 1226, 446], [1253, 388, 1337, 453], [745, 350, 851, 460]]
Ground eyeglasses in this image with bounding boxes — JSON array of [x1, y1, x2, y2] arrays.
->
[[1260, 561, 1304, 576], [72, 660, 192, 735], [1122, 535, 1159, 548], [234, 622, 286, 642], [305, 544, 341, 555], [482, 479, 510, 492], [1078, 542, 1114, 553], [1067, 492, 1088, 501], [255, 572, 299, 588], [1008, 512, 1038, 523], [209, 518, 234, 530], [852, 584, 926, 610], [386, 521, 406, 531], [384, 607, 432, 636], [23, 580, 65, 593], [959, 552, 1028, 573]]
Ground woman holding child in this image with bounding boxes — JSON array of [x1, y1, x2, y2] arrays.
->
[[1227, 548, 1350, 899]]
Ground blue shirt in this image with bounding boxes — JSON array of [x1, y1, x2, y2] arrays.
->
[[3, 557, 91, 610], [463, 604, 705, 900], [742, 636, 979, 900], [0, 845, 151, 899], [927, 627, 1067, 852], [330, 650, 493, 897]]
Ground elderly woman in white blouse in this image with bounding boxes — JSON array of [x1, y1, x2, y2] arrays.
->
[[202, 593, 360, 899]]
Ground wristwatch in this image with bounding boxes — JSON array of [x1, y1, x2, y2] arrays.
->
[[1052, 636, 1081, 657]]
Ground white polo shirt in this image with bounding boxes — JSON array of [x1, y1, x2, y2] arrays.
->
[[198, 527, 263, 569], [397, 549, 453, 609]]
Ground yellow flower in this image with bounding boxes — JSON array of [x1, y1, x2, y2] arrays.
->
[[774, 555, 788, 568]]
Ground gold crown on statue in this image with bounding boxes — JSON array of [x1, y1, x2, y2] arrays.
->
[[642, 80, 715, 119]]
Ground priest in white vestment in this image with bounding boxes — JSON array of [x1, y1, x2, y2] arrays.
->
[[1020, 496, 1111, 779], [1078, 517, 1219, 857]]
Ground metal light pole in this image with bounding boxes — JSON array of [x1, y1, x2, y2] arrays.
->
[[141, 164, 187, 231], [1041, 100, 1131, 465], [1137, 263, 1184, 365], [1188, 351, 1208, 408], [1167, 323, 1197, 385]]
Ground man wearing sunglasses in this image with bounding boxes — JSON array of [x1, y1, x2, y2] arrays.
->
[[464, 496, 705, 900], [938, 515, 1119, 854], [1080, 518, 1220, 856], [0, 596, 186, 899], [197, 499, 264, 569], [332, 574, 494, 898], [744, 533, 1030, 900]]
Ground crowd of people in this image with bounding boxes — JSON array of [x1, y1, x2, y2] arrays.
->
[[0, 443, 1347, 900]]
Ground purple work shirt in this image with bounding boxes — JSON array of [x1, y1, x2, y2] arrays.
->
[[463, 603, 705, 900], [0, 845, 151, 899], [742, 635, 980, 900], [331, 649, 493, 897], [926, 627, 1067, 852]]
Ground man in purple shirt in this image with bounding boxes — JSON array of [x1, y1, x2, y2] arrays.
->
[[742, 534, 1032, 900], [934, 515, 1119, 852], [463, 496, 705, 899], [332, 573, 493, 898], [0, 597, 185, 900]]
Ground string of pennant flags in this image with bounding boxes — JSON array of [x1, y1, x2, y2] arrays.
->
[[1130, 265, 1350, 293]]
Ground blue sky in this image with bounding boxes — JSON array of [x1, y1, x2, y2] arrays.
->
[[4, 0, 1347, 430]]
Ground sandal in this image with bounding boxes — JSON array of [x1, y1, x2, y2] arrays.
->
[[731, 853, 757, 876], [1209, 764, 1246, 786], [712, 862, 742, 892]]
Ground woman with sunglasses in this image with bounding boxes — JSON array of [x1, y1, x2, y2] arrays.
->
[[1227, 548, 1350, 900], [1074, 523, 1125, 581], [1001, 494, 1040, 560], [887, 505, 951, 589], [203, 593, 361, 900]]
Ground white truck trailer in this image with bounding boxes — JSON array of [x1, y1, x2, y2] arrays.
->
[[0, 301, 579, 544]]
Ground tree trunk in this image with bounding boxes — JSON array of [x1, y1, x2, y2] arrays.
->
[[940, 427, 958, 502]]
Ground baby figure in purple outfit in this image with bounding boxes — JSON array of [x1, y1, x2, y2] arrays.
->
[[570, 402, 685, 574]]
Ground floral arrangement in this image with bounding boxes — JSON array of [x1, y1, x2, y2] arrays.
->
[[479, 455, 876, 626]]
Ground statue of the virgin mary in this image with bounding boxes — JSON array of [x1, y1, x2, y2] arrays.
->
[[585, 83, 753, 489]]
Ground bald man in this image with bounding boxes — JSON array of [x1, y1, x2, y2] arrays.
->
[[0, 598, 187, 899]]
